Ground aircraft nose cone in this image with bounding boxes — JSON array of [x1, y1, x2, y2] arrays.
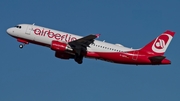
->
[[7, 28, 12, 34], [6, 28, 14, 36], [7, 28, 11, 34]]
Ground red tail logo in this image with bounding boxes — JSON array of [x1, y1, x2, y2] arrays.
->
[[152, 34, 172, 53], [155, 39, 166, 49], [153, 34, 169, 49], [141, 30, 175, 55]]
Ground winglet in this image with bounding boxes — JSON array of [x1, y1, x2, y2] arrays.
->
[[95, 34, 100, 38]]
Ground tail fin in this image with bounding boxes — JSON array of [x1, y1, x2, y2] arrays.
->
[[140, 30, 175, 55]]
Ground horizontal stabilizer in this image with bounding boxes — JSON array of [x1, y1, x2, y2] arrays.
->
[[148, 56, 166, 64]]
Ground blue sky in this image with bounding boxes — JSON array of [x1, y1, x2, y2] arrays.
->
[[0, 0, 180, 101]]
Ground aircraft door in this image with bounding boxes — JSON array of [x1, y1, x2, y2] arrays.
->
[[25, 25, 33, 35], [132, 51, 139, 60]]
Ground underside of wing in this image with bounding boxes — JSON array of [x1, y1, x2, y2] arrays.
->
[[67, 34, 100, 64]]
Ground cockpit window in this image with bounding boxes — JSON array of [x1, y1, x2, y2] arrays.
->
[[14, 26, 21, 29]]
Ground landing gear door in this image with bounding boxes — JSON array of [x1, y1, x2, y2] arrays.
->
[[25, 25, 33, 35], [132, 51, 139, 60]]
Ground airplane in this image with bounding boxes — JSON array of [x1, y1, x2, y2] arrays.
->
[[6, 24, 175, 65]]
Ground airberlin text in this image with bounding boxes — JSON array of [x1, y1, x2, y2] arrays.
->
[[33, 28, 77, 42]]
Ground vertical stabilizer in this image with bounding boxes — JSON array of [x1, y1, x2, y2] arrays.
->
[[140, 30, 175, 55]]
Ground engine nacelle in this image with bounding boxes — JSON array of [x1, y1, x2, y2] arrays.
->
[[51, 41, 71, 52], [55, 52, 71, 59]]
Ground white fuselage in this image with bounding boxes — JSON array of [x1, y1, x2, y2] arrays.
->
[[7, 24, 134, 53]]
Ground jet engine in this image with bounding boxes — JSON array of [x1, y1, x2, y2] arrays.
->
[[55, 51, 72, 59], [51, 40, 72, 52]]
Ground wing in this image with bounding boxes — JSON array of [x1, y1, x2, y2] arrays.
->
[[69, 34, 100, 48], [68, 34, 100, 62]]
